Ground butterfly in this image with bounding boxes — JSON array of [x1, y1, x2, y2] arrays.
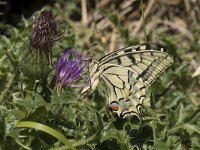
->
[[81, 43, 174, 119]]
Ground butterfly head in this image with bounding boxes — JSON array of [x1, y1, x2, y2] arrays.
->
[[81, 84, 91, 96]]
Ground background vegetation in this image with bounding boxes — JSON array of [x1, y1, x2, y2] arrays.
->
[[0, 0, 200, 149]]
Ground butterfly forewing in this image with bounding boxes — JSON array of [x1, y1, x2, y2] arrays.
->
[[99, 44, 173, 87]]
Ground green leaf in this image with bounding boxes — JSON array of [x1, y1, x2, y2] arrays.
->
[[168, 104, 200, 135], [182, 124, 200, 135], [16, 121, 74, 149], [153, 141, 168, 150]]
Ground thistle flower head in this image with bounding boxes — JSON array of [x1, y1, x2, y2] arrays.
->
[[56, 49, 87, 89], [21, 10, 58, 79], [29, 10, 58, 51]]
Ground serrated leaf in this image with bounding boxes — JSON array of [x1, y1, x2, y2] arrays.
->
[[182, 124, 200, 134], [168, 104, 200, 135]]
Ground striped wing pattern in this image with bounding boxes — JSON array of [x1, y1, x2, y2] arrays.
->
[[82, 43, 174, 119]]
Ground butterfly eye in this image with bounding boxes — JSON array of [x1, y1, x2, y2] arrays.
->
[[88, 57, 93, 61]]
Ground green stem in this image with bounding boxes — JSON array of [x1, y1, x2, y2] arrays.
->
[[140, 0, 147, 43], [151, 121, 156, 142], [0, 73, 15, 102]]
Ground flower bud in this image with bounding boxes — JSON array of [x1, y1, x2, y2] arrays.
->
[[21, 10, 58, 79]]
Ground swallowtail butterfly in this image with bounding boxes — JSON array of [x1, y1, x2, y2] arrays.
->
[[82, 43, 174, 119]]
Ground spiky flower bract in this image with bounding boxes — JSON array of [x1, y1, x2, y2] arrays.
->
[[29, 10, 58, 52]]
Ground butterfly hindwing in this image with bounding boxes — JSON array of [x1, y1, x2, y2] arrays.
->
[[101, 66, 146, 118]]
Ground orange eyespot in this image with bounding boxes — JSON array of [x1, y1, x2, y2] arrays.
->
[[109, 105, 119, 111]]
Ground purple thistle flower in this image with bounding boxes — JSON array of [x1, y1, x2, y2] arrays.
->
[[56, 49, 87, 89]]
